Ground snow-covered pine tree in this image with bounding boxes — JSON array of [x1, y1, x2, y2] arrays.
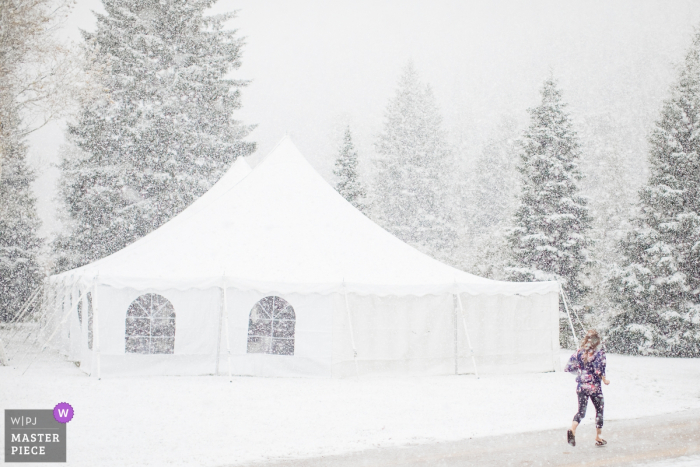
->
[[372, 63, 456, 259], [607, 32, 700, 357], [0, 109, 43, 322], [333, 127, 366, 213], [471, 118, 520, 236], [52, 0, 255, 273], [463, 117, 520, 280], [506, 78, 592, 306]]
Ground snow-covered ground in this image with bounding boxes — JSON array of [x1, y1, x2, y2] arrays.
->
[[636, 456, 700, 467], [1, 349, 699, 466]]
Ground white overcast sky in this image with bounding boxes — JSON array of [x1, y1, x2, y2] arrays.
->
[[28, 0, 700, 238]]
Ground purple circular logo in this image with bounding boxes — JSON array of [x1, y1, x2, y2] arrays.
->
[[53, 402, 74, 423]]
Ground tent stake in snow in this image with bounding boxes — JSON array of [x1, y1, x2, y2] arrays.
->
[[560, 283, 579, 348], [456, 292, 479, 379], [343, 280, 360, 379]]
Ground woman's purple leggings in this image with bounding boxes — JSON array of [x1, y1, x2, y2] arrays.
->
[[573, 391, 604, 429]]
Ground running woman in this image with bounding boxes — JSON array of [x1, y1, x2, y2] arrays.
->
[[565, 329, 610, 447]]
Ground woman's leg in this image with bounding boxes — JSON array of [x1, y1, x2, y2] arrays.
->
[[571, 391, 588, 435], [591, 393, 605, 440]]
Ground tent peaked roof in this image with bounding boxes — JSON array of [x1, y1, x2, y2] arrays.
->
[[54, 137, 557, 296]]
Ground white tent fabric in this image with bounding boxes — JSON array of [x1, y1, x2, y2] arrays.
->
[[48, 138, 561, 378], [53, 138, 557, 297]]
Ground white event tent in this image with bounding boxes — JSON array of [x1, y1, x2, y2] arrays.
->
[[47, 137, 561, 378]]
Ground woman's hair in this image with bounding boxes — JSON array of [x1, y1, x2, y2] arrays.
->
[[580, 329, 601, 353]]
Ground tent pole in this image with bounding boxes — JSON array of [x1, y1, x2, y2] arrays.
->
[[93, 279, 101, 380], [71, 284, 79, 360], [453, 295, 458, 375], [456, 292, 479, 379], [560, 283, 579, 348], [81, 286, 88, 373], [215, 286, 224, 376], [343, 282, 359, 379], [222, 280, 232, 382]]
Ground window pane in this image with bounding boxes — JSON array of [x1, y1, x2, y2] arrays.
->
[[250, 302, 271, 320], [248, 319, 271, 337], [271, 339, 294, 356], [151, 297, 175, 318], [270, 297, 288, 317], [273, 319, 295, 338], [125, 336, 149, 354], [126, 317, 151, 337], [275, 304, 295, 320], [127, 301, 149, 318], [247, 336, 271, 354], [262, 296, 278, 316], [150, 337, 175, 354], [151, 318, 175, 337]]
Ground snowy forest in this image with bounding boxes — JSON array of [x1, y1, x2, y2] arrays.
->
[[2, 0, 700, 358]]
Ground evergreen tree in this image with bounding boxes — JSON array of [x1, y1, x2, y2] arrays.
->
[[53, 0, 255, 273], [470, 117, 520, 236], [333, 127, 366, 213], [373, 63, 456, 259], [577, 111, 639, 326], [506, 79, 592, 305], [608, 33, 700, 357], [1, 0, 77, 178], [463, 117, 520, 279], [0, 109, 43, 322]]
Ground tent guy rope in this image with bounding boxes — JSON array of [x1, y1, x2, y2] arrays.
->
[[560, 283, 579, 347]]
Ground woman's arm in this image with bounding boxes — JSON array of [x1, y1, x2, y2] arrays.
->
[[595, 351, 609, 384], [564, 351, 581, 373]]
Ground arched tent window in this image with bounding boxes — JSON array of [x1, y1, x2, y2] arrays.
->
[[125, 294, 175, 354], [247, 296, 295, 355]]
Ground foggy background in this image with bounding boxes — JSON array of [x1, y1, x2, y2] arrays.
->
[[27, 0, 700, 239]]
